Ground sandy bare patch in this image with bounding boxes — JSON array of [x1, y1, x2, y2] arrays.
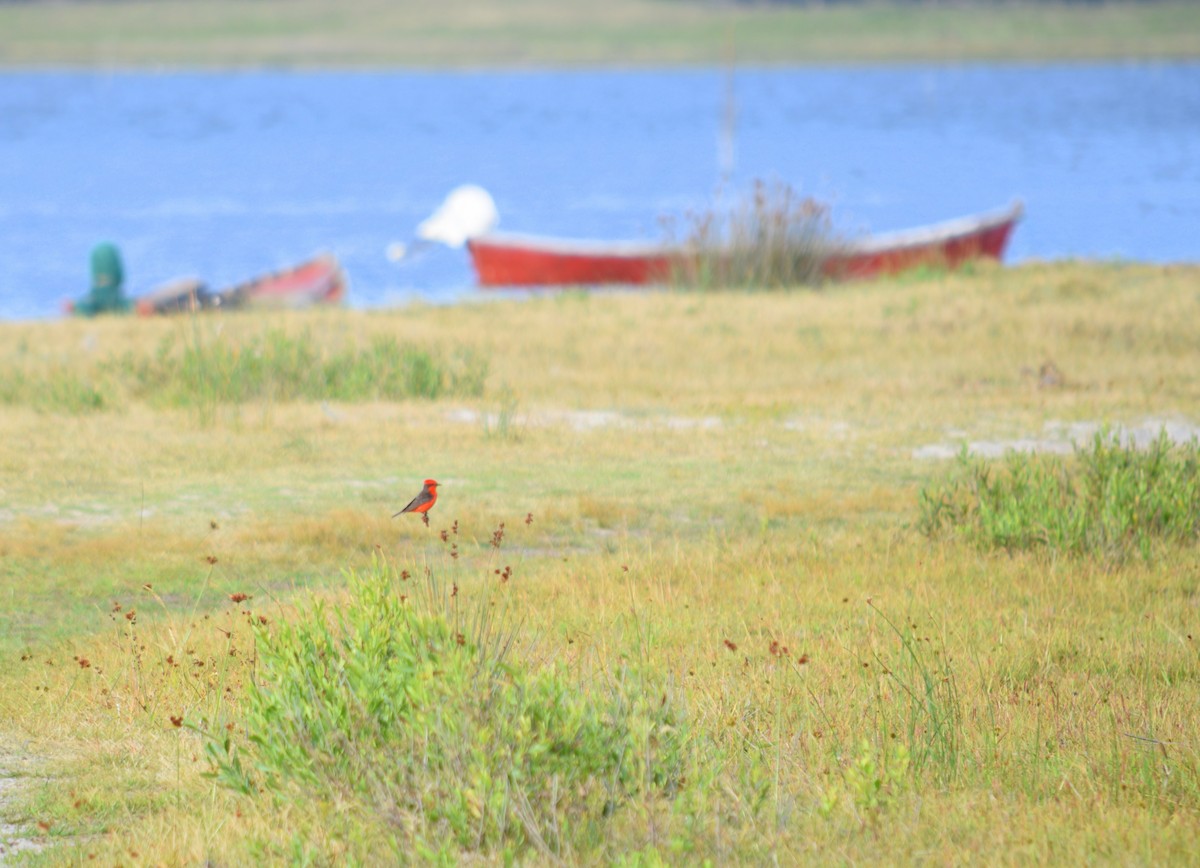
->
[[913, 416, 1200, 461], [0, 745, 43, 864], [447, 408, 722, 432]]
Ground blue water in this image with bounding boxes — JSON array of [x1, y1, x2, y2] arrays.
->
[[0, 65, 1197, 320]]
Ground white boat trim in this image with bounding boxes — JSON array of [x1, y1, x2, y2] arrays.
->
[[841, 201, 1024, 255]]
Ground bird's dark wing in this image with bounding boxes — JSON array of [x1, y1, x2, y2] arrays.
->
[[393, 487, 433, 517]]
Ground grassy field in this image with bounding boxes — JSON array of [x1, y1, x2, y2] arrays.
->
[[1, 261, 1199, 863], [0, 0, 1198, 67]]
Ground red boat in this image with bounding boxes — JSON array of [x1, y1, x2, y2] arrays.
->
[[466, 202, 1023, 288], [136, 253, 347, 315]]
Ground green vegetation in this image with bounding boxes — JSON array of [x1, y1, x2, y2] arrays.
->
[[205, 559, 685, 859], [0, 322, 487, 416], [1, 262, 1199, 862], [920, 430, 1200, 562], [0, 0, 1196, 67]]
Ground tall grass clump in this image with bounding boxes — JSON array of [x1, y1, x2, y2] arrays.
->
[[0, 336, 112, 412], [867, 604, 961, 784], [120, 328, 488, 408], [206, 559, 687, 859], [918, 429, 1200, 561], [670, 179, 842, 290], [0, 327, 488, 415]]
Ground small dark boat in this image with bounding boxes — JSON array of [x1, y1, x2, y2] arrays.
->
[[136, 254, 346, 315]]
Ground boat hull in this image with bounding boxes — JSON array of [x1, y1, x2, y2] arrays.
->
[[136, 254, 346, 315], [467, 203, 1023, 288], [468, 237, 675, 287], [819, 203, 1023, 281]]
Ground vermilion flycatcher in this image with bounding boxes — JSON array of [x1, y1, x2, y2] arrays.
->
[[393, 479, 438, 518]]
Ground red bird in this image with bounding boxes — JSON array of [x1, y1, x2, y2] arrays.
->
[[393, 479, 438, 519]]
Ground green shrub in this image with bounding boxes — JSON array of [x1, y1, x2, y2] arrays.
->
[[918, 429, 1200, 561], [206, 561, 687, 858]]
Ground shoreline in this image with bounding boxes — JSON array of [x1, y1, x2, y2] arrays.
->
[[3, 55, 1200, 72], [1, 1, 1198, 68], [12, 258, 1200, 325]]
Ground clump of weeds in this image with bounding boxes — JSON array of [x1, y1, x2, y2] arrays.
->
[[918, 427, 1200, 563]]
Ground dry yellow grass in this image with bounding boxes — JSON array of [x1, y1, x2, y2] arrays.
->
[[1, 262, 1199, 862]]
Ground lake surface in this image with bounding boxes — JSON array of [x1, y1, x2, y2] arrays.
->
[[0, 65, 1197, 320]]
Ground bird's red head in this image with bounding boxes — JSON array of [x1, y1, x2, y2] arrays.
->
[[424, 479, 439, 489]]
